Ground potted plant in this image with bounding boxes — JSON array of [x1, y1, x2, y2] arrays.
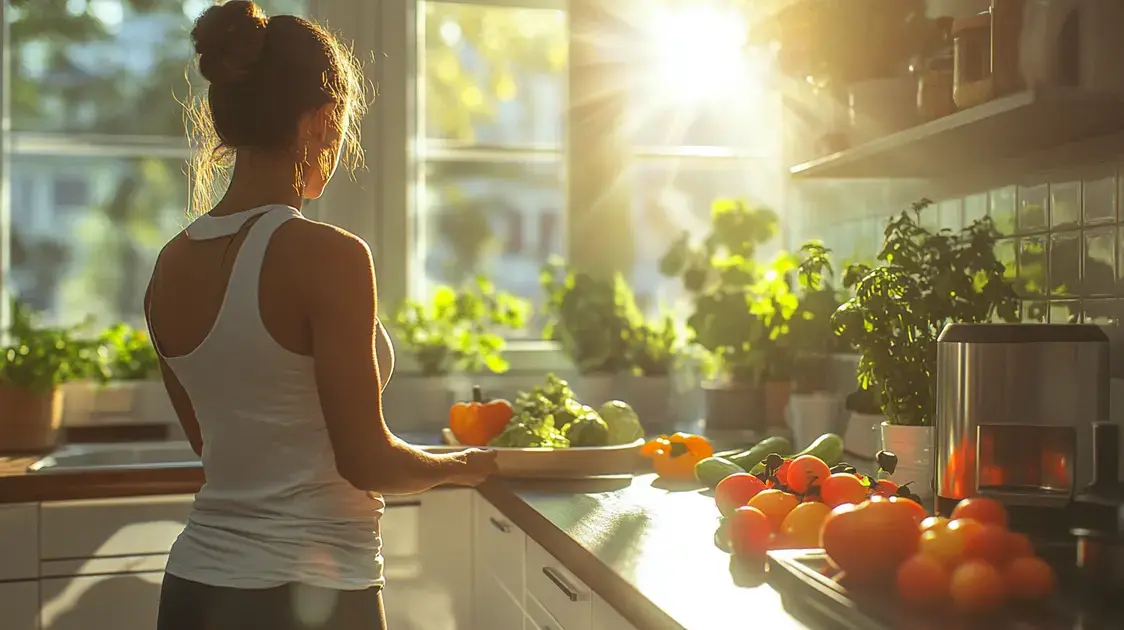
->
[[386, 277, 531, 431], [659, 199, 796, 435], [785, 241, 848, 449], [62, 324, 171, 428], [842, 386, 883, 459], [833, 199, 1018, 497], [0, 300, 104, 452], [621, 312, 681, 433], [754, 254, 802, 429], [540, 258, 633, 406]]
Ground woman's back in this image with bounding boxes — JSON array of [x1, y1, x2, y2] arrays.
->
[[147, 205, 385, 590]]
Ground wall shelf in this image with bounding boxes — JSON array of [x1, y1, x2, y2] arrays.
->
[[789, 88, 1124, 179]]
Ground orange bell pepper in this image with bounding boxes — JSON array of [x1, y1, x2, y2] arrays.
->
[[449, 385, 513, 446], [642, 432, 713, 481]]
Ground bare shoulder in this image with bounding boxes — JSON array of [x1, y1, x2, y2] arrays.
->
[[272, 216, 374, 292]]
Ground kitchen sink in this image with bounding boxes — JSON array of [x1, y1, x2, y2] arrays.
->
[[26, 432, 451, 474]]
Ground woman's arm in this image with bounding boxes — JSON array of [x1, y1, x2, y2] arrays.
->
[[144, 284, 204, 459], [299, 222, 494, 495]]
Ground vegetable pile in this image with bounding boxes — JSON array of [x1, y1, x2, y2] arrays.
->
[[461, 373, 644, 449]]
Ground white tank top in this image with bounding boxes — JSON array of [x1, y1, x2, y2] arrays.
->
[[149, 205, 385, 590]]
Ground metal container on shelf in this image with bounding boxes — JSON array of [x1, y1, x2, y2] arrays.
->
[[952, 11, 994, 109], [934, 323, 1109, 516]]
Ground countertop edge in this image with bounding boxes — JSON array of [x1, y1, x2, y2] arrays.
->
[[478, 480, 683, 630]]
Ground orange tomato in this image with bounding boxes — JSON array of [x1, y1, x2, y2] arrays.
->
[[919, 528, 965, 566], [951, 497, 1009, 529], [962, 523, 1014, 566], [870, 479, 900, 498], [1006, 532, 1034, 559], [729, 506, 772, 558], [820, 473, 868, 508], [775, 459, 792, 482], [948, 518, 984, 541], [747, 489, 800, 530], [887, 495, 928, 526], [780, 502, 833, 548], [821, 500, 920, 585], [1005, 556, 1055, 599], [896, 554, 950, 608], [950, 561, 1007, 614], [715, 473, 767, 517], [920, 516, 949, 534], [786, 455, 831, 494]]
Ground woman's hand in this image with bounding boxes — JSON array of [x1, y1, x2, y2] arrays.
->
[[457, 448, 499, 486]]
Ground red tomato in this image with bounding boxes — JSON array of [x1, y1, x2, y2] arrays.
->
[[715, 473, 767, 517], [747, 489, 800, 530], [920, 516, 949, 534], [775, 459, 792, 483], [896, 553, 950, 608], [962, 524, 1014, 566], [821, 499, 920, 585], [951, 497, 1009, 529], [786, 455, 831, 493], [887, 495, 928, 526], [1005, 556, 1055, 599], [729, 506, 772, 558], [820, 473, 868, 508], [1006, 532, 1034, 559], [870, 479, 900, 498], [950, 561, 1007, 614]]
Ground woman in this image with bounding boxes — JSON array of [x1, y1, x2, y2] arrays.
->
[[147, 3, 497, 629]]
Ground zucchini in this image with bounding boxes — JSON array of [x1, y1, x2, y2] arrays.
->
[[694, 456, 745, 489], [728, 436, 793, 472], [749, 433, 844, 475]]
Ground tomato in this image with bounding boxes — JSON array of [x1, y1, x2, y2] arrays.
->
[[950, 561, 1007, 614], [887, 495, 928, 526], [896, 553, 950, 608], [962, 523, 1014, 566], [1006, 532, 1034, 559], [775, 459, 792, 482], [729, 506, 772, 558], [786, 456, 831, 493], [919, 528, 965, 566], [1005, 556, 1055, 599], [820, 473, 868, 508], [951, 497, 1009, 529], [715, 473, 767, 517], [780, 502, 832, 548], [920, 516, 949, 534], [821, 500, 920, 585], [870, 479, 900, 498], [948, 518, 984, 542], [747, 489, 800, 530]]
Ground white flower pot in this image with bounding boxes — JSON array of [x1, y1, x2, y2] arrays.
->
[[573, 373, 619, 409], [381, 375, 455, 433], [786, 392, 845, 450], [881, 422, 935, 503], [843, 412, 883, 459], [60, 380, 173, 426], [619, 375, 674, 433]]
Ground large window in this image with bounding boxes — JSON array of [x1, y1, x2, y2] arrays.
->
[[413, 0, 784, 326]]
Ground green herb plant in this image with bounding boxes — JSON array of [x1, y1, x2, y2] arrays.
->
[[623, 313, 680, 378], [540, 258, 635, 376], [832, 199, 1019, 426], [0, 299, 106, 395], [97, 323, 160, 382], [659, 199, 797, 388], [392, 276, 531, 376], [789, 241, 847, 393]]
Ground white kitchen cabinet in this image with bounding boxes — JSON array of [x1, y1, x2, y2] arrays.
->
[[0, 503, 39, 581], [0, 581, 40, 630], [40, 571, 164, 630], [381, 489, 473, 630], [526, 592, 566, 630], [592, 594, 638, 630], [473, 565, 524, 630], [474, 492, 526, 599], [526, 539, 591, 630], [39, 495, 192, 560]]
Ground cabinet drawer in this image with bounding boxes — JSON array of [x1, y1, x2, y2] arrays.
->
[[473, 566, 524, 630], [41, 570, 164, 630], [41, 495, 192, 559], [474, 493, 525, 594], [526, 592, 566, 630], [526, 540, 590, 630], [0, 581, 39, 630], [0, 503, 38, 580], [593, 594, 637, 630]]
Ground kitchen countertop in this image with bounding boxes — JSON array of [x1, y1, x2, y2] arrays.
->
[[0, 442, 808, 630]]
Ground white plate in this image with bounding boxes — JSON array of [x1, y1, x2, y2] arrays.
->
[[438, 428, 644, 478]]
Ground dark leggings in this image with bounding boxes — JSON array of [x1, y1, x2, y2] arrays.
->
[[157, 573, 387, 630]]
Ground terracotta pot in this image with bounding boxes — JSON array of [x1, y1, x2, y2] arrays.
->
[[619, 375, 675, 433], [0, 385, 63, 453], [764, 380, 793, 428], [703, 382, 765, 435]]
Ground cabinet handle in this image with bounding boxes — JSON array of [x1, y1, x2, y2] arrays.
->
[[488, 517, 512, 533], [542, 566, 581, 602]]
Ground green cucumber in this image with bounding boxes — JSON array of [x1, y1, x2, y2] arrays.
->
[[694, 456, 746, 489], [728, 436, 793, 472], [749, 433, 844, 475]]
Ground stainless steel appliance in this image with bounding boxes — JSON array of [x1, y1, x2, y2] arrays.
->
[[934, 323, 1110, 516]]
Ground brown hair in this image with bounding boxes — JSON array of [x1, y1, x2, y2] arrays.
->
[[186, 0, 367, 214]]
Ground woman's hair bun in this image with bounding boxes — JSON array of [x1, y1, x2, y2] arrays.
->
[[191, 1, 269, 86]]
